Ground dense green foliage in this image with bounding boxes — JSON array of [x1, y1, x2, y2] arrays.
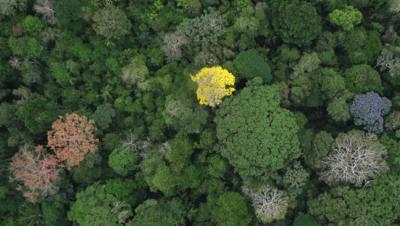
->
[[68, 181, 140, 226], [132, 199, 186, 226], [272, 0, 322, 46], [1, 0, 400, 225], [216, 85, 301, 178], [329, 6, 363, 31], [309, 175, 400, 226], [233, 49, 272, 82], [108, 144, 140, 176], [344, 64, 383, 93]]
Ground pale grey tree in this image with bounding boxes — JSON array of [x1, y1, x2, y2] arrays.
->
[[319, 130, 388, 186]]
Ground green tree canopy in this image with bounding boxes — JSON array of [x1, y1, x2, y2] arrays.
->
[[329, 6, 363, 31], [308, 175, 400, 226], [132, 199, 186, 226], [344, 64, 383, 94], [212, 192, 252, 226], [108, 144, 141, 176], [92, 6, 132, 39], [216, 85, 301, 178], [68, 181, 135, 226], [142, 136, 202, 196], [233, 49, 272, 83], [272, 0, 322, 46]]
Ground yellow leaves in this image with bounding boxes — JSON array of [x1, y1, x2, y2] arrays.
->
[[191, 66, 236, 107]]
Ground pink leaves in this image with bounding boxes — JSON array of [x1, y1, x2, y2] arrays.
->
[[10, 145, 61, 202], [10, 113, 98, 202], [47, 113, 97, 168]]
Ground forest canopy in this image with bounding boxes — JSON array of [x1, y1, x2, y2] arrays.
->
[[1, 0, 400, 226]]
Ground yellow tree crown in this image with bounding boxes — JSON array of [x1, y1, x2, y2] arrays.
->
[[191, 66, 235, 107]]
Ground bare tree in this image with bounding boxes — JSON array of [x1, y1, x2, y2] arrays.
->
[[33, 0, 56, 24], [243, 186, 289, 224], [319, 130, 388, 186], [122, 132, 151, 159], [8, 56, 21, 69], [12, 86, 32, 104], [0, 0, 25, 17], [162, 32, 189, 62]]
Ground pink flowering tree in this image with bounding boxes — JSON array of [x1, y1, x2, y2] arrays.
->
[[47, 113, 97, 168], [9, 145, 61, 202]]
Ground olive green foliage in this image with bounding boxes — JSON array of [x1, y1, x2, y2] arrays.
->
[[376, 46, 400, 85], [272, 45, 301, 81], [341, 28, 382, 65], [233, 49, 272, 82], [104, 178, 147, 205], [41, 198, 69, 226], [294, 214, 321, 226], [21, 16, 44, 34], [8, 37, 44, 59], [207, 155, 228, 178], [327, 91, 353, 122], [320, 69, 346, 100], [329, 6, 362, 31], [380, 135, 400, 172], [108, 144, 140, 176], [0, 103, 14, 128], [282, 162, 310, 198], [305, 131, 334, 169], [308, 176, 400, 226], [132, 199, 186, 226], [272, 0, 322, 46], [16, 97, 61, 135], [292, 52, 321, 75], [48, 61, 73, 86], [162, 95, 208, 134], [344, 64, 383, 94], [385, 111, 400, 132], [12, 59, 42, 85], [92, 103, 116, 130], [176, 0, 202, 15], [216, 85, 301, 178], [393, 93, 400, 108], [2, 202, 45, 226], [0, 186, 7, 199], [193, 183, 238, 225], [212, 192, 252, 226], [71, 153, 102, 186], [289, 52, 321, 105], [177, 9, 226, 47], [92, 6, 131, 39], [143, 136, 201, 196], [54, 0, 85, 30], [120, 56, 149, 89], [233, 5, 260, 38], [68, 182, 134, 226]]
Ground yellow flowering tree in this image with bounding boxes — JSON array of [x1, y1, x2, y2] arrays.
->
[[191, 66, 235, 107]]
